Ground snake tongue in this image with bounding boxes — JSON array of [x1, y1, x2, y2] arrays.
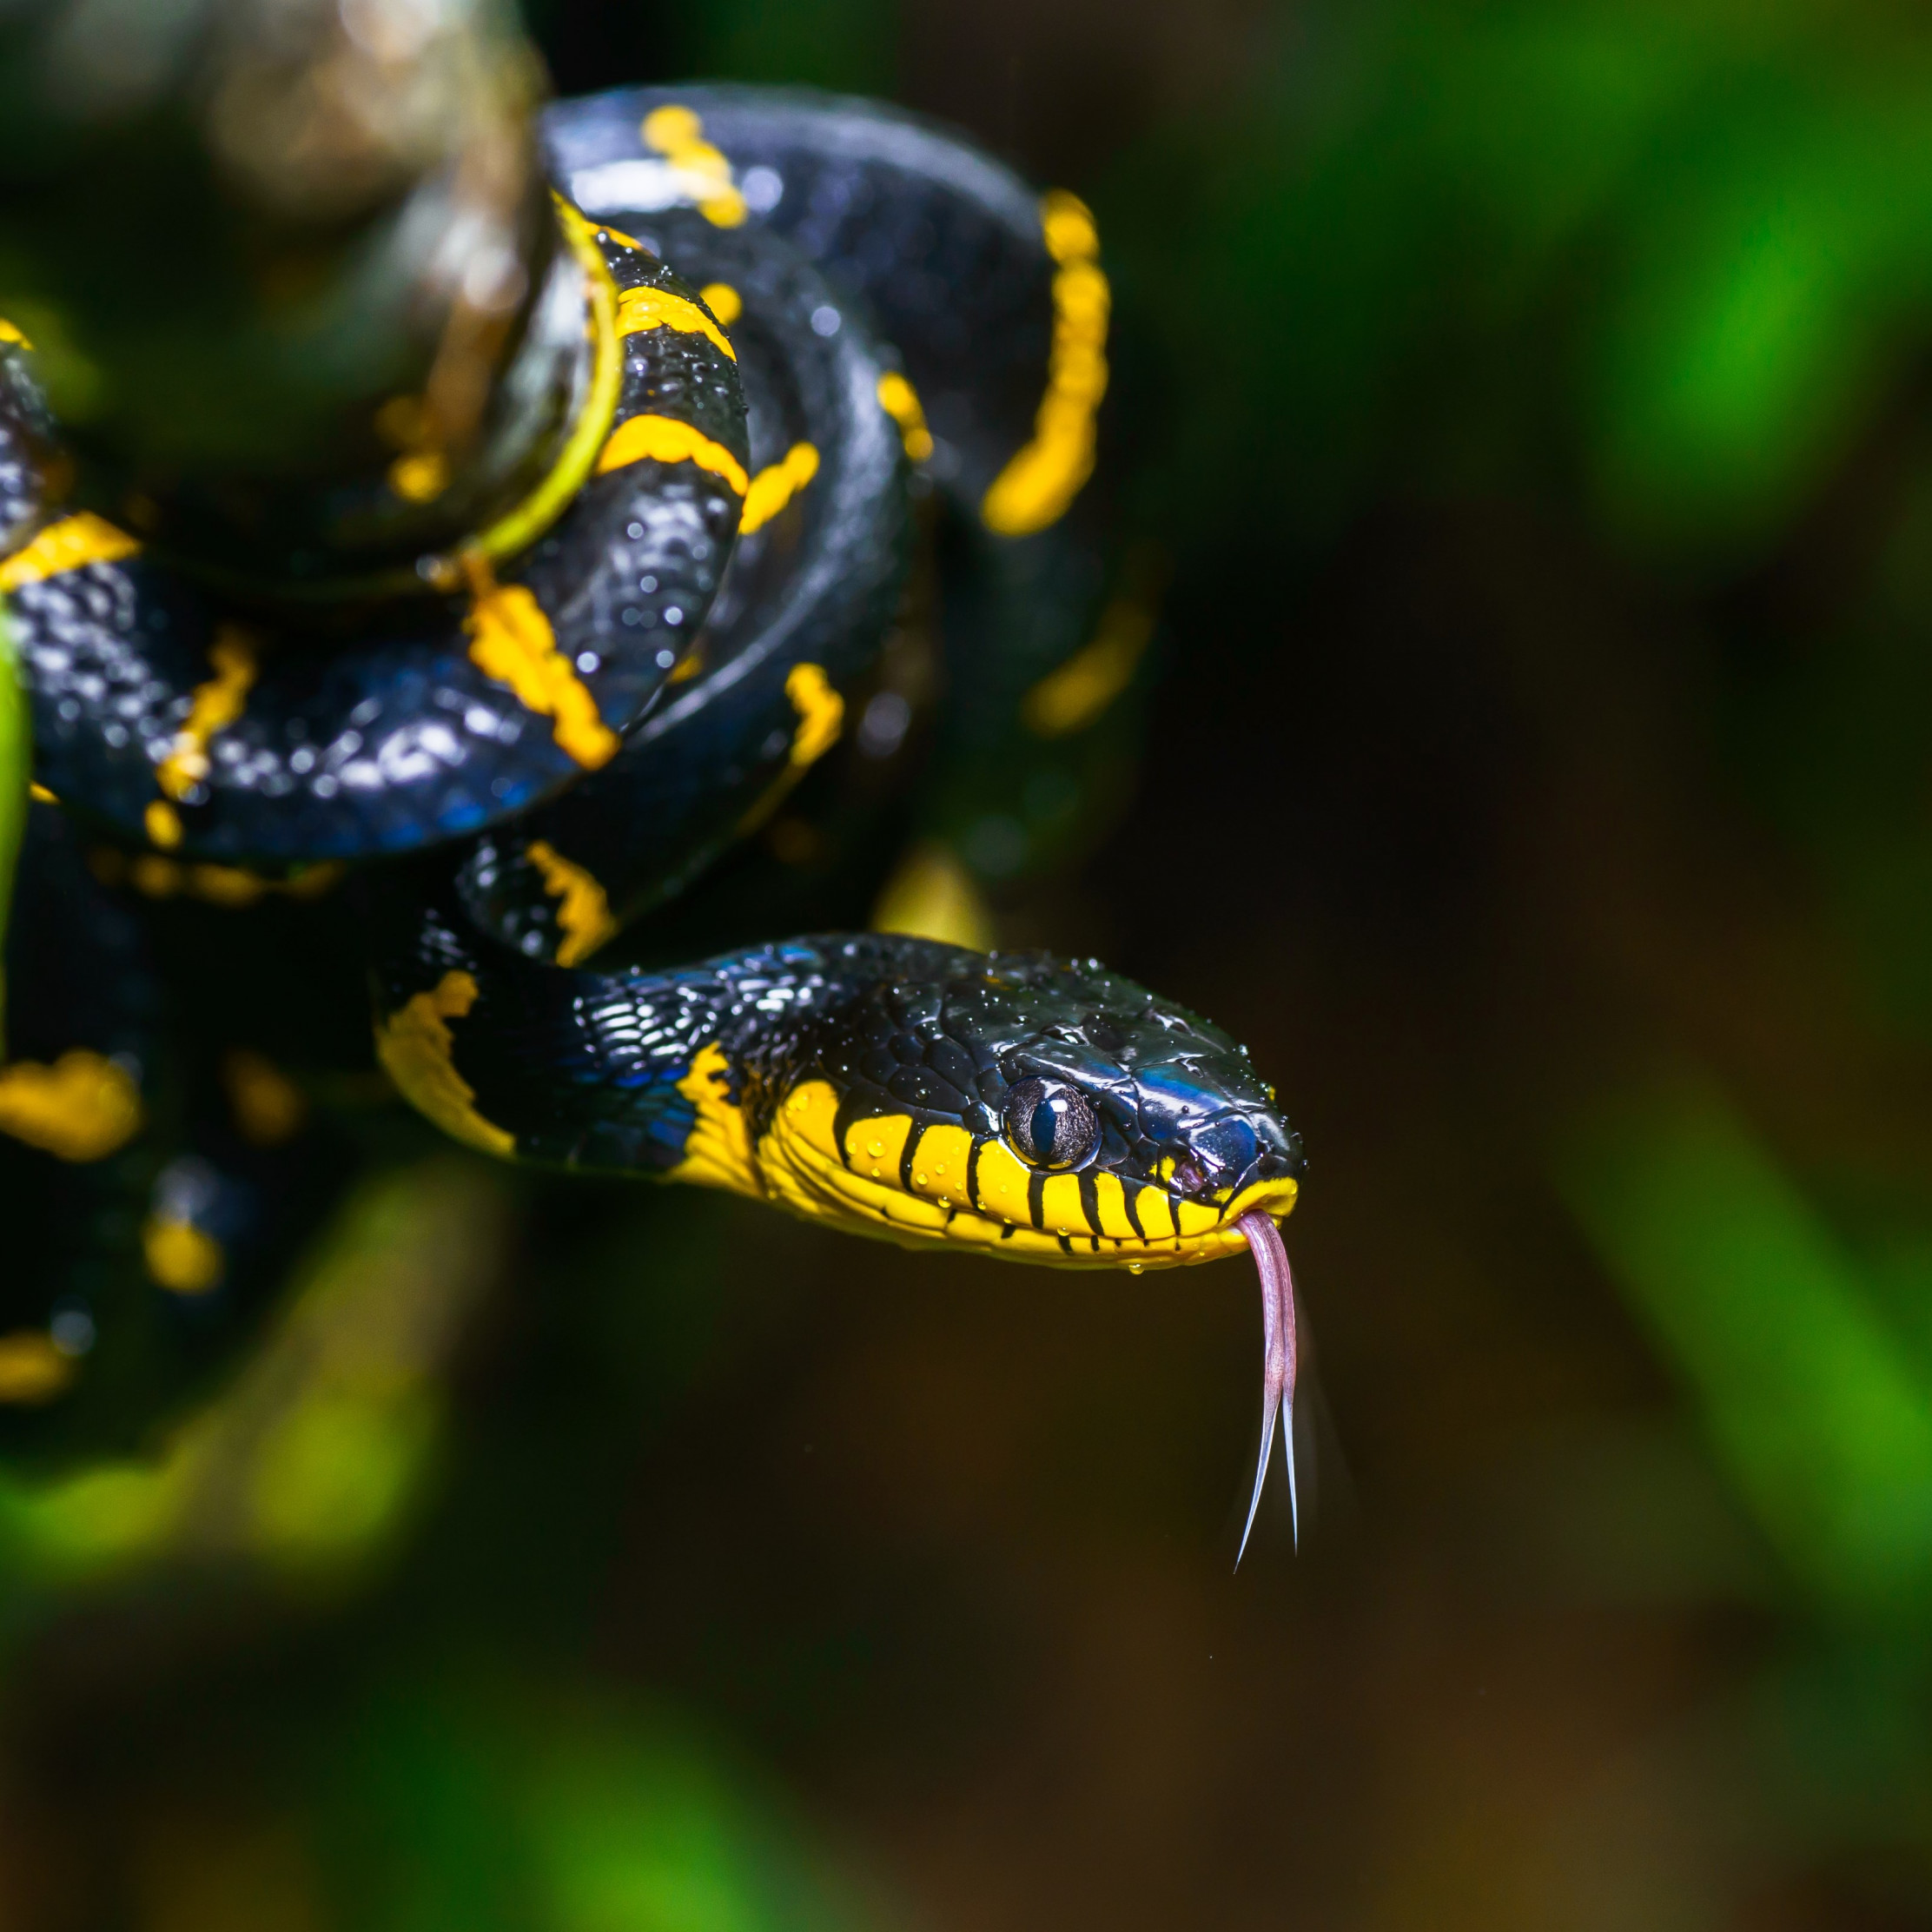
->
[[1234, 1208, 1299, 1566]]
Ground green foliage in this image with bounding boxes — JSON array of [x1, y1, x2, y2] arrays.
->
[[695, 0, 897, 96], [1103, 0, 1932, 566], [325, 1680, 869, 1932], [0, 1161, 505, 1611], [1563, 1076, 1932, 1624]]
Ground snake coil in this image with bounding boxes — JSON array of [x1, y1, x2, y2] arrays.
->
[[0, 85, 1307, 1547]]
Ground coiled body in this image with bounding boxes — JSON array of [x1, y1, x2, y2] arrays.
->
[[0, 83, 1301, 1512]]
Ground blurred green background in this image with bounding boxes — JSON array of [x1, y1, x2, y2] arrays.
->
[[13, 0, 1932, 1924]]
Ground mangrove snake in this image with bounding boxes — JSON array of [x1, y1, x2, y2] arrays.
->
[[0, 88, 1307, 1553]]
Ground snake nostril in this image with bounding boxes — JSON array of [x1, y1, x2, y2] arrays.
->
[[1188, 1118, 1260, 1192], [1168, 1154, 1212, 1194]]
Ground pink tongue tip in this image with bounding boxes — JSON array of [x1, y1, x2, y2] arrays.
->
[[1234, 1208, 1299, 1566]]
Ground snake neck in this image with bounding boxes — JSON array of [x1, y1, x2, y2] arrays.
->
[[371, 905, 1301, 1271], [370, 909, 970, 1183]]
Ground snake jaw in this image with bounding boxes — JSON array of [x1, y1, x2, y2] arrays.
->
[[1235, 1208, 1298, 1566]]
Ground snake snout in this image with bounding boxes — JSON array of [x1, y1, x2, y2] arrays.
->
[[1186, 1115, 1259, 1191], [1175, 1110, 1301, 1201]]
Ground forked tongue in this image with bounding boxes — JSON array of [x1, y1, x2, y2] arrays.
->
[[1234, 1208, 1298, 1565]]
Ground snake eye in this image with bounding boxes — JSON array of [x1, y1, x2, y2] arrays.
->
[[1002, 1077, 1099, 1169]]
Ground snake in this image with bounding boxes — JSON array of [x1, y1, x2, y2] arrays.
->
[[0, 85, 1307, 1552]]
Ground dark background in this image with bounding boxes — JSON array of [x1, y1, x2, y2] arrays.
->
[[11, 1, 1932, 1926]]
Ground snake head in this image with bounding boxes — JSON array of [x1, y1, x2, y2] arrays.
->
[[1001, 1002, 1302, 1202], [753, 943, 1303, 1269]]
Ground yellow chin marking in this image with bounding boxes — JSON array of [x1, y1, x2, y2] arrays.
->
[[665, 1042, 761, 1197], [523, 839, 619, 967], [906, 1121, 976, 1211], [465, 582, 620, 770], [615, 282, 737, 363], [1175, 1197, 1224, 1239], [0, 1049, 142, 1161], [596, 414, 751, 496], [755, 1086, 947, 1241], [971, 1137, 1035, 1219], [1092, 1169, 1140, 1241], [1133, 1183, 1176, 1241], [844, 1110, 912, 1180], [759, 1079, 842, 1218], [0, 318, 31, 349], [1035, 1171, 1088, 1237], [743, 1086, 1300, 1269], [374, 971, 515, 1159]]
